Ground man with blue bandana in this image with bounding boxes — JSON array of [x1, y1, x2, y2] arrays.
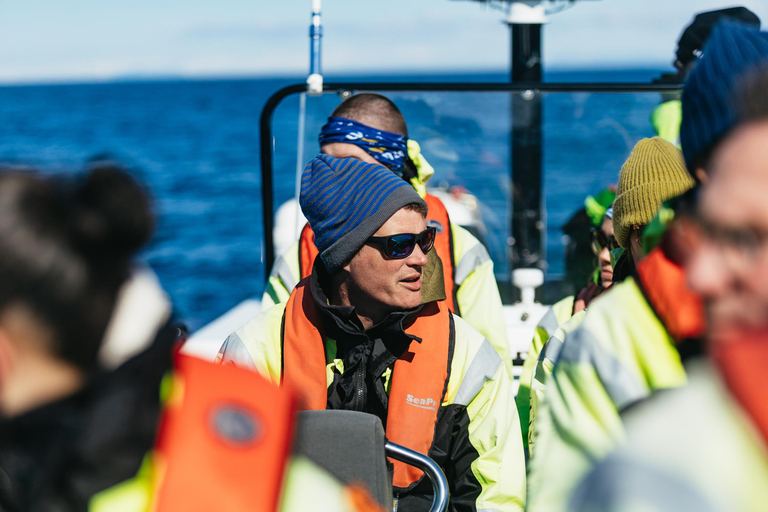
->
[[261, 93, 510, 371]]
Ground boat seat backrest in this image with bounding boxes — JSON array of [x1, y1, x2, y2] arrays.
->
[[294, 410, 392, 508]]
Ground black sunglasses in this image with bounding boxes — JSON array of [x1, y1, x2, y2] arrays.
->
[[367, 227, 437, 259], [590, 227, 620, 255]]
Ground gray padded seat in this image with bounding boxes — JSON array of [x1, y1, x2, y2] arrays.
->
[[294, 410, 392, 507]]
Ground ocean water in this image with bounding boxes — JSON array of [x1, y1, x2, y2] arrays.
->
[[0, 69, 668, 330]]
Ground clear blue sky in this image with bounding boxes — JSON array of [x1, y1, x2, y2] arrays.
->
[[1, 0, 767, 83]]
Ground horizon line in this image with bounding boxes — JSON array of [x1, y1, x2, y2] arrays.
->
[[0, 63, 670, 88]]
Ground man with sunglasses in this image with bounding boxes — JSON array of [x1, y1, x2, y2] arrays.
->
[[219, 155, 526, 512], [261, 93, 510, 373]]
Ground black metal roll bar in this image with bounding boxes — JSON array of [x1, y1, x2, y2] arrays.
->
[[259, 81, 683, 276]]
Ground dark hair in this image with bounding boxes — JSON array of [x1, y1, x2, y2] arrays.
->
[[403, 201, 428, 218], [332, 93, 409, 136], [0, 163, 154, 371]]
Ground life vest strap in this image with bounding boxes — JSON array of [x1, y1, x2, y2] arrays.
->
[[282, 280, 453, 490]]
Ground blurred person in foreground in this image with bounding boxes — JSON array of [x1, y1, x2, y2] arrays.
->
[[219, 155, 526, 512], [571, 26, 768, 512], [651, 6, 760, 146], [0, 164, 176, 510], [261, 93, 510, 372], [524, 135, 698, 512], [0, 164, 376, 512]]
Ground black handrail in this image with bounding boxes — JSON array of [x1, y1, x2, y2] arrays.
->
[[259, 81, 683, 276]]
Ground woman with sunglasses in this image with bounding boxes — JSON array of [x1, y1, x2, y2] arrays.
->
[[219, 155, 526, 512], [573, 208, 620, 313], [526, 137, 699, 512], [516, 206, 617, 455]]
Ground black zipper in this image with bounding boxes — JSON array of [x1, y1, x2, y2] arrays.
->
[[355, 365, 365, 411]]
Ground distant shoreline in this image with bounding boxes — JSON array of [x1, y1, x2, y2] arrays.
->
[[0, 66, 670, 88]]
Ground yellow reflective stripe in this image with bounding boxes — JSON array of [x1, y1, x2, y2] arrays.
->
[[454, 339, 502, 405], [454, 243, 491, 286], [533, 335, 562, 388], [558, 327, 646, 409], [262, 242, 300, 309], [273, 253, 299, 292], [218, 332, 259, 370], [536, 307, 559, 336]]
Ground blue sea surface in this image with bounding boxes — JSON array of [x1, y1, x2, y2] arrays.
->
[[0, 69, 668, 330]]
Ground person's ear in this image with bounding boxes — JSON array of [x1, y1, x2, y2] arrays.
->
[[695, 168, 708, 184]]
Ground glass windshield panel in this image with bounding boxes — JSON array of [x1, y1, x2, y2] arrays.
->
[[272, 88, 672, 301]]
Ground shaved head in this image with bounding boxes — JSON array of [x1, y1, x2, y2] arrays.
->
[[331, 93, 408, 136]]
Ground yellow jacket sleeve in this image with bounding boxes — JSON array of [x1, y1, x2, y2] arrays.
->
[[446, 315, 526, 511], [650, 100, 682, 148], [525, 279, 686, 512], [451, 223, 510, 372], [527, 309, 587, 455], [261, 242, 301, 310], [515, 296, 575, 449], [216, 303, 286, 384]]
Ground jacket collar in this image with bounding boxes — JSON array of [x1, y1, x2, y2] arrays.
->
[[308, 268, 421, 353]]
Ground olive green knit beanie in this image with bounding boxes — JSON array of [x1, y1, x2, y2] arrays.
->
[[613, 137, 695, 248]]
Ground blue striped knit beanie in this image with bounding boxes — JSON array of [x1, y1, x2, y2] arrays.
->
[[300, 154, 426, 274], [681, 22, 768, 171]]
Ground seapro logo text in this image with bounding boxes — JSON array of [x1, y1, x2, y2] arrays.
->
[[406, 394, 438, 411]]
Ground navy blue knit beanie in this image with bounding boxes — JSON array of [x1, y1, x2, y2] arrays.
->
[[681, 22, 768, 171], [300, 154, 426, 274]]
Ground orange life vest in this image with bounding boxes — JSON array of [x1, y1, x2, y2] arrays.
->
[[635, 246, 705, 342], [281, 278, 453, 492], [151, 353, 298, 512], [298, 193, 457, 313]]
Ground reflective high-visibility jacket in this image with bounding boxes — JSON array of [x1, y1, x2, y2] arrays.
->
[[570, 359, 768, 512], [650, 100, 682, 147], [261, 202, 509, 371], [220, 274, 526, 512], [515, 295, 574, 450], [527, 308, 586, 454], [93, 454, 375, 512], [526, 247, 703, 512]]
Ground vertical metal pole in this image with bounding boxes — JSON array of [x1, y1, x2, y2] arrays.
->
[[509, 22, 544, 269], [307, 0, 323, 95]]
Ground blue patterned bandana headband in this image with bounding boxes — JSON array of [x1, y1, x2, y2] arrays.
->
[[319, 116, 408, 176]]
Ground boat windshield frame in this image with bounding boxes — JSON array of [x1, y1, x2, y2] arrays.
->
[[259, 80, 683, 282]]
